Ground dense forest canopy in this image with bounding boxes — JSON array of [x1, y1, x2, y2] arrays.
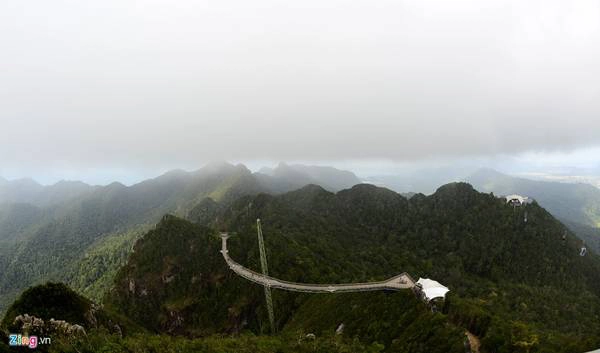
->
[[104, 183, 600, 352], [0, 163, 359, 315], [3, 181, 600, 352]]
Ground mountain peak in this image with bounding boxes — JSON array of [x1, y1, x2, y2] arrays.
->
[[196, 161, 251, 177], [432, 182, 480, 205], [203, 160, 236, 171], [434, 181, 476, 194], [266, 163, 361, 192], [105, 181, 127, 190], [282, 183, 332, 200], [9, 177, 42, 188], [296, 183, 329, 194], [344, 183, 397, 197], [336, 183, 404, 207], [51, 180, 92, 188]]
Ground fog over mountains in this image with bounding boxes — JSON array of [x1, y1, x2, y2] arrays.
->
[[2, 161, 600, 256], [0, 162, 362, 312], [2, 0, 600, 351], [0, 162, 361, 205], [0, 178, 97, 207], [3, 162, 600, 233]]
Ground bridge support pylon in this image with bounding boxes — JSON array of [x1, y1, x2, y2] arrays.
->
[[257, 219, 276, 333]]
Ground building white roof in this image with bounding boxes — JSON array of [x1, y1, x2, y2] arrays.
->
[[504, 194, 532, 204], [505, 194, 527, 202], [417, 278, 449, 301]]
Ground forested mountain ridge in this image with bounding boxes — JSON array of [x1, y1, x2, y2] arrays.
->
[[0, 163, 270, 314], [0, 163, 363, 315], [0, 178, 97, 207], [104, 215, 466, 352], [257, 162, 362, 192], [468, 168, 600, 252], [3, 168, 600, 351], [104, 183, 600, 352], [469, 169, 600, 226]]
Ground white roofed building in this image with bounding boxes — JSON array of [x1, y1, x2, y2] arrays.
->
[[504, 194, 531, 206], [416, 278, 449, 301]]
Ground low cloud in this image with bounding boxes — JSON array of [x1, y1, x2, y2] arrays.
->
[[1, 0, 599, 177]]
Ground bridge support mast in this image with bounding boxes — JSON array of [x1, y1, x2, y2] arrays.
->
[[257, 219, 275, 333]]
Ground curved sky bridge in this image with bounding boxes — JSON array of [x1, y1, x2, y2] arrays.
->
[[220, 233, 416, 293]]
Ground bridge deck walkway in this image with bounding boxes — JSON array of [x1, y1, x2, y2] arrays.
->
[[220, 233, 415, 293]]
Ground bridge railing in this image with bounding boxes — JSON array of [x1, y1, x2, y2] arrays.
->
[[221, 235, 414, 293]]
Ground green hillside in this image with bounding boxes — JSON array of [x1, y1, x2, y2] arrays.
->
[[0, 163, 363, 315], [102, 183, 600, 352], [4, 178, 600, 352], [0, 163, 264, 314], [469, 169, 600, 226], [468, 168, 600, 252], [1, 282, 382, 353], [1, 283, 143, 341], [103, 215, 465, 352]]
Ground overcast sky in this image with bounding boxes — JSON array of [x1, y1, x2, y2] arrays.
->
[[1, 0, 600, 184]]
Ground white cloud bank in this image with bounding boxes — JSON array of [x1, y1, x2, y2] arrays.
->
[[1, 0, 599, 178]]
